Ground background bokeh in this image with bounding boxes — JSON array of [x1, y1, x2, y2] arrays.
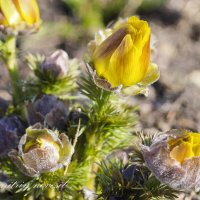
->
[[1, 0, 200, 133]]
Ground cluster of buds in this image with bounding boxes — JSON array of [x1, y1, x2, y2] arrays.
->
[[0, 0, 40, 35], [87, 16, 159, 95]]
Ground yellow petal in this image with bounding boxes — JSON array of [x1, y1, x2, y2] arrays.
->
[[108, 34, 137, 86], [108, 33, 149, 87], [140, 62, 159, 86], [139, 35, 150, 74], [193, 144, 200, 156], [94, 27, 127, 76], [13, 0, 40, 25], [94, 27, 127, 60], [0, 0, 22, 26], [128, 16, 146, 30], [190, 132, 200, 145], [93, 54, 111, 78], [128, 17, 150, 41], [128, 17, 151, 83], [170, 142, 194, 164]]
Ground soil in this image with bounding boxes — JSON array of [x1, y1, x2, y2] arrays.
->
[[134, 0, 200, 134]]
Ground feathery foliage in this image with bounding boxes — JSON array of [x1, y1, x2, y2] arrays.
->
[[97, 132, 180, 200]]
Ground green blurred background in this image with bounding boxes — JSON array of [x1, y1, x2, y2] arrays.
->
[[22, 0, 166, 57]]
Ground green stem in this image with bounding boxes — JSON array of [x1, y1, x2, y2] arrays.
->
[[84, 133, 97, 190], [4, 36, 23, 107], [83, 131, 103, 192]]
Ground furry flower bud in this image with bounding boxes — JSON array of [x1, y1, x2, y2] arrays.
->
[[9, 124, 74, 177], [0, 116, 26, 157], [87, 16, 159, 94], [0, 0, 40, 34], [41, 50, 69, 80], [27, 95, 68, 131], [142, 130, 200, 192]]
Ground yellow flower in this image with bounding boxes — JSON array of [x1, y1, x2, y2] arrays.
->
[[93, 16, 150, 87], [142, 129, 200, 192], [87, 16, 159, 95], [0, 0, 40, 34]]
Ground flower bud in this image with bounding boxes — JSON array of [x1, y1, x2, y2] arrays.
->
[[0, 0, 40, 35], [27, 95, 68, 131], [87, 16, 159, 94], [41, 50, 69, 80], [142, 129, 200, 192], [9, 124, 74, 177], [0, 116, 26, 157]]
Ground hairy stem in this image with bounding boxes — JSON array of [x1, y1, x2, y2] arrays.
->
[[4, 36, 23, 107], [84, 129, 104, 191], [84, 133, 97, 190]]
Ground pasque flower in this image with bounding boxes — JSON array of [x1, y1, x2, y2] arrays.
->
[[0, 0, 40, 34], [87, 16, 159, 94], [9, 124, 74, 177], [142, 129, 200, 192]]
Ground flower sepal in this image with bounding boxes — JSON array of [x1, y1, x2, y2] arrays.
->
[[86, 63, 123, 93], [0, 21, 41, 36]]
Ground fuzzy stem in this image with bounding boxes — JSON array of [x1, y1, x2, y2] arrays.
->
[[4, 36, 23, 106], [84, 133, 97, 190], [84, 129, 104, 191], [83, 91, 112, 191]]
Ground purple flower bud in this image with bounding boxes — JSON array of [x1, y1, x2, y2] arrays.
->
[[41, 50, 69, 80], [0, 116, 26, 157], [27, 95, 68, 130]]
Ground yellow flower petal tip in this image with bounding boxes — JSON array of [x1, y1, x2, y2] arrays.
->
[[88, 16, 159, 95], [142, 129, 200, 192], [0, 0, 41, 35]]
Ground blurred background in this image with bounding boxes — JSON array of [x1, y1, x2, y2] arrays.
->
[[1, 0, 200, 133]]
